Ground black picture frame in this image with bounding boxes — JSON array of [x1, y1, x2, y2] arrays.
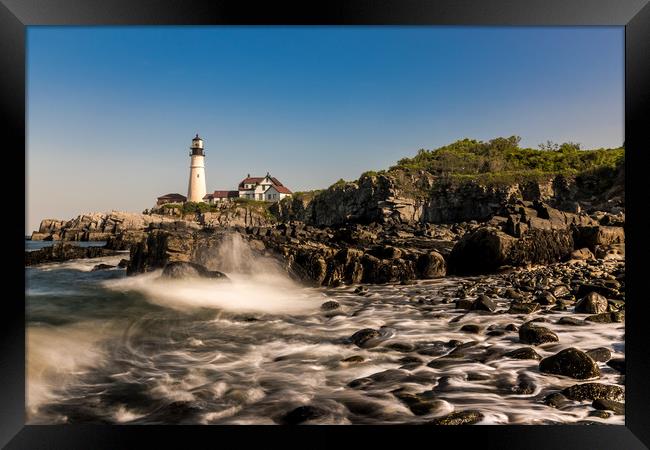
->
[[4, 0, 649, 448]]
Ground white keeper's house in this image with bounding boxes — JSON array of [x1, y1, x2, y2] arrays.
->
[[156, 134, 293, 206], [237, 173, 293, 202]]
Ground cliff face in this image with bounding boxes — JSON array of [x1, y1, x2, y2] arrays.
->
[[272, 167, 624, 227]]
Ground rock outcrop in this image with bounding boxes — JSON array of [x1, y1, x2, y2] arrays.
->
[[25, 243, 118, 266], [271, 168, 624, 228], [30, 212, 179, 242], [446, 200, 623, 275]]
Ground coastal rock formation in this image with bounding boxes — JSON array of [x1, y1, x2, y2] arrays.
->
[[30, 211, 179, 242], [271, 167, 624, 227], [25, 242, 118, 266]]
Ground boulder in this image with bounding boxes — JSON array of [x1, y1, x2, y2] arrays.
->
[[594, 244, 625, 261], [519, 323, 559, 345], [460, 324, 481, 334], [561, 383, 624, 402], [91, 263, 115, 271], [508, 302, 540, 314], [415, 251, 447, 278], [584, 311, 625, 323], [448, 226, 574, 275], [347, 328, 382, 348], [573, 225, 625, 251], [447, 227, 517, 274], [585, 347, 612, 363], [570, 248, 594, 260], [320, 300, 341, 311], [278, 405, 328, 425], [470, 295, 497, 312], [539, 348, 600, 379], [592, 399, 624, 415], [575, 292, 609, 314], [503, 347, 541, 360], [160, 261, 228, 280], [428, 410, 484, 425], [606, 358, 625, 374]]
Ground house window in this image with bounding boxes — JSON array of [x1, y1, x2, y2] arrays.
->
[[197, 174, 199, 178]]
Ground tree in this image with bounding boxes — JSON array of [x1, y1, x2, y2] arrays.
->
[[538, 140, 560, 151]]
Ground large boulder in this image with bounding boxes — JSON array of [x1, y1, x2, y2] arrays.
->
[[415, 251, 447, 278], [428, 410, 484, 425], [561, 383, 625, 402], [448, 226, 574, 275], [573, 225, 625, 251], [575, 292, 609, 314], [160, 261, 228, 280], [539, 348, 600, 379], [447, 227, 517, 274], [519, 323, 559, 345]]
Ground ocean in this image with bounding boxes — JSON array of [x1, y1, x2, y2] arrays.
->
[[25, 234, 625, 424]]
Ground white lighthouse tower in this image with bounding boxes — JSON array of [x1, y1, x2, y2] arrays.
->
[[187, 134, 207, 203]]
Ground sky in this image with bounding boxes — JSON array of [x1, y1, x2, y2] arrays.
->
[[26, 26, 624, 233]]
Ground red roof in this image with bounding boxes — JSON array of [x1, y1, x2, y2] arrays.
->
[[274, 185, 292, 194], [212, 190, 239, 198], [157, 193, 187, 201], [238, 175, 285, 189]]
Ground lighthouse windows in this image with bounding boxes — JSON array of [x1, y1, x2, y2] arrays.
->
[[197, 174, 200, 178]]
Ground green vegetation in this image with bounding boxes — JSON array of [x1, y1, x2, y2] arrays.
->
[[389, 136, 624, 183], [329, 178, 348, 189], [181, 201, 211, 214], [291, 190, 323, 202]]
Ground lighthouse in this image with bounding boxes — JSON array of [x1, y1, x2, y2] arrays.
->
[[187, 134, 207, 202]]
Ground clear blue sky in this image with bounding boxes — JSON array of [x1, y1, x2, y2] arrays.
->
[[27, 26, 623, 233]]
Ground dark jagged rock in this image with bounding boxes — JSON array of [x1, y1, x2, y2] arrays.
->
[[320, 300, 341, 311], [415, 251, 447, 278], [117, 258, 129, 268], [341, 355, 365, 363], [428, 410, 484, 425], [585, 311, 625, 323], [544, 392, 570, 408], [508, 302, 540, 314], [519, 323, 559, 345], [588, 410, 611, 419], [534, 291, 557, 305], [448, 226, 574, 275], [561, 383, 625, 402], [539, 348, 600, 379], [606, 358, 625, 374], [503, 347, 541, 360], [384, 342, 416, 352], [455, 299, 475, 310], [471, 294, 497, 312], [278, 405, 328, 424], [91, 263, 115, 271], [592, 399, 624, 415], [393, 390, 444, 416], [25, 243, 118, 266], [460, 324, 481, 334], [585, 347, 612, 363], [160, 261, 228, 280], [347, 328, 382, 348], [557, 317, 586, 326], [575, 292, 609, 314]]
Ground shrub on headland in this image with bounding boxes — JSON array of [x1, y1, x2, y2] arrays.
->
[[389, 136, 623, 181]]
